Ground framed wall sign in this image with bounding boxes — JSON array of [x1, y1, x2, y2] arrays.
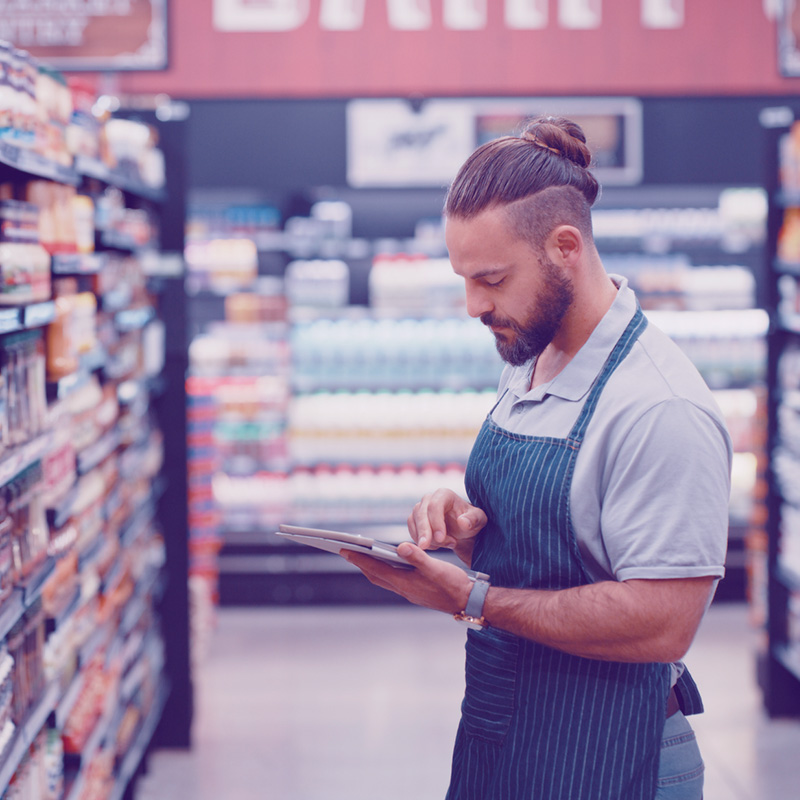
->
[[0, 0, 168, 71], [779, 0, 800, 77], [347, 99, 477, 188], [347, 97, 643, 188]]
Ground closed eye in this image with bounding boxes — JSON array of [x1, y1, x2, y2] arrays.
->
[[484, 277, 505, 288]]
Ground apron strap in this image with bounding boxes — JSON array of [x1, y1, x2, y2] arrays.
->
[[568, 303, 648, 446]]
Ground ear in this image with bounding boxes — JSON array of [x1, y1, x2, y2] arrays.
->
[[544, 225, 583, 268]]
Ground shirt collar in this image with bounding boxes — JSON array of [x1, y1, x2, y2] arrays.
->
[[508, 274, 636, 404]]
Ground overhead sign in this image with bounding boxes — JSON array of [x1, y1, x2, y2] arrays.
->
[[347, 97, 643, 188], [347, 99, 476, 188], [0, 0, 168, 71], [213, 0, 683, 32]]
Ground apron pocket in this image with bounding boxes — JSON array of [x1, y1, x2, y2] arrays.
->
[[461, 628, 519, 743]]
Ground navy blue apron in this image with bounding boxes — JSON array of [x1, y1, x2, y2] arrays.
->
[[447, 307, 702, 800]]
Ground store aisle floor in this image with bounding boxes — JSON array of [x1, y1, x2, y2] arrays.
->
[[136, 602, 800, 800]]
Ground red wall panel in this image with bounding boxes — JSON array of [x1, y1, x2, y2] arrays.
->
[[102, 0, 799, 99]]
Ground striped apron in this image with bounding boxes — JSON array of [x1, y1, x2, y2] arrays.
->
[[447, 307, 702, 800]]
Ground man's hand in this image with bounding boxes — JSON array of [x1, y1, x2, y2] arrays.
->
[[407, 489, 487, 564], [341, 542, 474, 616]]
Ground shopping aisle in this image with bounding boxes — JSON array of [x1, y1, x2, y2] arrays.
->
[[137, 605, 466, 800], [136, 602, 800, 800]]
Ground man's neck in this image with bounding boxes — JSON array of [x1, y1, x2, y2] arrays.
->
[[530, 273, 618, 389]]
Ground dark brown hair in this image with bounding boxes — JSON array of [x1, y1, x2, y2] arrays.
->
[[444, 115, 599, 245]]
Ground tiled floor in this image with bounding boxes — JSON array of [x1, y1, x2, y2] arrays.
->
[[136, 602, 800, 800]]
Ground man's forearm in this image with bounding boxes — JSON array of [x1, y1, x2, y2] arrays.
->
[[482, 576, 715, 663]]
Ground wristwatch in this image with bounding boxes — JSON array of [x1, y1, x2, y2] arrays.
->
[[454, 572, 491, 629]]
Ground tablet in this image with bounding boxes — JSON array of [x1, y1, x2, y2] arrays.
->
[[276, 524, 413, 568], [276, 524, 490, 581]]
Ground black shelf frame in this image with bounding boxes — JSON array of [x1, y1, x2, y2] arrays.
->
[[759, 110, 800, 718], [143, 109, 193, 751]]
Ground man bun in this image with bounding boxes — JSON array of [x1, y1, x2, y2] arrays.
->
[[520, 116, 593, 171]]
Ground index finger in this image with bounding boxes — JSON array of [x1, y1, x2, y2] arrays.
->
[[408, 490, 456, 549], [407, 493, 447, 550], [407, 495, 435, 549]]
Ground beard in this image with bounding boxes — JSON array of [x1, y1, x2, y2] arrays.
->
[[481, 258, 574, 367]]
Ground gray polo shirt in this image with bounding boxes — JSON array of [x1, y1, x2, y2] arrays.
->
[[490, 275, 732, 585]]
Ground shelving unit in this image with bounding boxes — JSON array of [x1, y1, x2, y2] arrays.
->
[[184, 186, 767, 607], [0, 96, 190, 796], [759, 106, 800, 717], [188, 302, 497, 606]]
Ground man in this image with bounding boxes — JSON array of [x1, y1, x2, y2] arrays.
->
[[343, 116, 731, 800]]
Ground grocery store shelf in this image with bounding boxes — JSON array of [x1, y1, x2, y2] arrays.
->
[[99, 230, 154, 253], [0, 141, 165, 201], [219, 551, 356, 575], [0, 594, 24, 643], [62, 689, 119, 800], [115, 305, 156, 333], [0, 140, 78, 185], [761, 115, 800, 716], [20, 558, 56, 606], [108, 680, 170, 800], [77, 619, 114, 668], [121, 500, 156, 549], [0, 101, 184, 795], [55, 672, 87, 731], [0, 681, 61, 795], [60, 623, 167, 799], [51, 253, 107, 276], [0, 556, 56, 641], [23, 301, 56, 328], [75, 156, 165, 203], [120, 570, 162, 636], [597, 236, 762, 262], [78, 429, 121, 475], [0, 301, 56, 335], [775, 259, 800, 276], [291, 375, 500, 393], [0, 308, 22, 335]]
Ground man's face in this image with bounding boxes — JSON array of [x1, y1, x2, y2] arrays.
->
[[445, 207, 574, 366]]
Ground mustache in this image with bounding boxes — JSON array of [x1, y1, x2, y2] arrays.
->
[[481, 312, 517, 331]]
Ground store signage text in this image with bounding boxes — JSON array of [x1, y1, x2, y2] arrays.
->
[[214, 0, 686, 33], [0, 0, 166, 70], [0, 1, 134, 46]]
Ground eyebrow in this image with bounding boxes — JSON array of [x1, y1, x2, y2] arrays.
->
[[468, 267, 507, 281]]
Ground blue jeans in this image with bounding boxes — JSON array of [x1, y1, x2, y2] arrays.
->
[[655, 711, 704, 799]]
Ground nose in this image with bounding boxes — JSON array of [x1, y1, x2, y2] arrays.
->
[[464, 282, 492, 320]]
